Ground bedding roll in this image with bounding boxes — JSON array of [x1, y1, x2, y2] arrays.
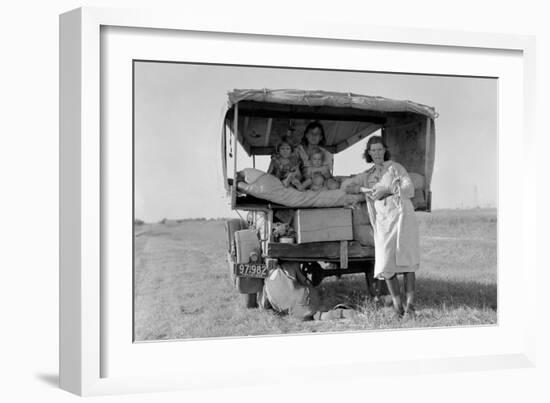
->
[[237, 168, 364, 208]]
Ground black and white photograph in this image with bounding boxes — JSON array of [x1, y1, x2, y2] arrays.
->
[[4, 0, 548, 401], [133, 61, 497, 341]]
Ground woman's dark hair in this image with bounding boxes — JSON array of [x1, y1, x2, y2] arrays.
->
[[301, 120, 326, 146], [363, 136, 391, 163]]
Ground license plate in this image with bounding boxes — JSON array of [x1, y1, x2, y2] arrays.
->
[[234, 263, 268, 278]]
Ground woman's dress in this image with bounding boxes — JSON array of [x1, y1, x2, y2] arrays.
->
[[347, 160, 420, 279]]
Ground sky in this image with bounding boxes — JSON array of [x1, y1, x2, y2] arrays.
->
[[134, 62, 497, 222]]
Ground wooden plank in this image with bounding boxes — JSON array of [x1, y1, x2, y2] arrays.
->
[[340, 240, 348, 269], [267, 241, 374, 259], [231, 104, 238, 210], [424, 117, 432, 191], [233, 104, 238, 174], [267, 210, 274, 242]]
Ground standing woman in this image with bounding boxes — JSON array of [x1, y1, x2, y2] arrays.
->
[[345, 136, 420, 319], [295, 121, 334, 176]]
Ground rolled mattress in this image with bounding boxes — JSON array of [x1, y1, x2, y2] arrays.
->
[[236, 168, 365, 208]]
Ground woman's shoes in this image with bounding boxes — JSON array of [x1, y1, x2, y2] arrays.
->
[[388, 305, 417, 321], [403, 305, 416, 320], [392, 305, 405, 319]]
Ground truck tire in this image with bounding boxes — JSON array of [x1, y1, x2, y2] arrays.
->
[[310, 268, 323, 287], [303, 262, 323, 287]]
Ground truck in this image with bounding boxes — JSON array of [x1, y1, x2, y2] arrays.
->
[[222, 89, 437, 308]]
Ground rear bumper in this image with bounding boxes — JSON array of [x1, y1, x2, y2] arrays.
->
[[266, 241, 374, 261]]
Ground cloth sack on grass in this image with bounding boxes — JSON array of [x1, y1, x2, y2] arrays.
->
[[260, 263, 360, 321], [262, 262, 320, 320]]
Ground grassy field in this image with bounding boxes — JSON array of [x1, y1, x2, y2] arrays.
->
[[134, 209, 497, 341]]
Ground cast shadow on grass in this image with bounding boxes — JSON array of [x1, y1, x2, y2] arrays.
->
[[416, 277, 497, 310], [318, 275, 497, 311]]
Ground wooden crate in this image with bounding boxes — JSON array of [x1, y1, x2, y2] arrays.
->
[[293, 208, 353, 244]]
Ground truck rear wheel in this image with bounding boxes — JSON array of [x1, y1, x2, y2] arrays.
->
[[303, 262, 323, 287]]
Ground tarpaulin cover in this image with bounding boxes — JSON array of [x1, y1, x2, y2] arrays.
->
[[224, 89, 437, 159], [228, 89, 438, 119]]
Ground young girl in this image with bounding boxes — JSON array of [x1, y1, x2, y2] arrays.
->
[[267, 140, 304, 190]]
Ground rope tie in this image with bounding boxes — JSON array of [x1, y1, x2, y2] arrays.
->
[[303, 93, 311, 106]]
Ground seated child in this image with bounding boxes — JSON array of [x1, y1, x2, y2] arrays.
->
[[326, 177, 340, 190], [308, 172, 326, 191], [308, 175, 340, 191], [302, 147, 333, 190], [267, 140, 304, 190]]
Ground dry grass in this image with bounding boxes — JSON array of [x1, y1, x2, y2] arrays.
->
[[134, 209, 497, 341]]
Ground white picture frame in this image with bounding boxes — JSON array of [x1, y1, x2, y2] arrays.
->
[[59, 7, 537, 396]]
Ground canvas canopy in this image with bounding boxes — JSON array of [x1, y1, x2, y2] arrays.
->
[[224, 88, 438, 156], [221, 88, 437, 211]]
